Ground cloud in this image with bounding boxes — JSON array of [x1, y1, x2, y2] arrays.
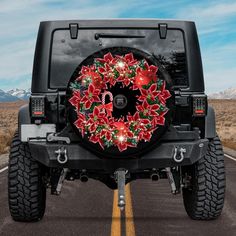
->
[[176, 1, 236, 36], [205, 68, 236, 94], [202, 42, 236, 69], [186, 2, 236, 18], [0, 40, 35, 78]]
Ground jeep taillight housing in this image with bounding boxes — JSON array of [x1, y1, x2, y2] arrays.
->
[[192, 95, 207, 117], [30, 96, 45, 118]]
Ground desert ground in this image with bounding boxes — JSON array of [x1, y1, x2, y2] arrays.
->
[[209, 99, 236, 150], [0, 99, 235, 154], [0, 101, 26, 153]]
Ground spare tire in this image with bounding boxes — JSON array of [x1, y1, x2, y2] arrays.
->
[[66, 47, 173, 158]]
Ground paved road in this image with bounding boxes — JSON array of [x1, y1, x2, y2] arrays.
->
[[0, 155, 236, 236]]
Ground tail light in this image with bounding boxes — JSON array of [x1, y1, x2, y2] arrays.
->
[[192, 95, 207, 117], [30, 96, 45, 118]]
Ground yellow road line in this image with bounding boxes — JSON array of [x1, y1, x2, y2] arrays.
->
[[111, 184, 135, 236], [125, 184, 136, 236], [111, 190, 121, 236]]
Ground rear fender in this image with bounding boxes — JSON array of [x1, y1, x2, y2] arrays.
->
[[18, 104, 31, 134], [205, 106, 216, 139]]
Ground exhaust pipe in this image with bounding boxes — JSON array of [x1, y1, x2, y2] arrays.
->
[[150, 172, 159, 181], [80, 173, 88, 182]]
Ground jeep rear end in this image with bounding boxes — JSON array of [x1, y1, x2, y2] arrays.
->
[[8, 19, 225, 222]]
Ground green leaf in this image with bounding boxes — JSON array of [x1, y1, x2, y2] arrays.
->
[[70, 82, 81, 90], [113, 69, 119, 79], [95, 60, 104, 68]]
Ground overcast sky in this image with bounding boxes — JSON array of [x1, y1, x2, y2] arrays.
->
[[0, 0, 235, 94]]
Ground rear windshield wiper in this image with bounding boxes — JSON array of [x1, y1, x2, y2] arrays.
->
[[95, 33, 145, 40]]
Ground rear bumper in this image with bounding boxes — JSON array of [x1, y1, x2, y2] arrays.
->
[[29, 139, 208, 172]]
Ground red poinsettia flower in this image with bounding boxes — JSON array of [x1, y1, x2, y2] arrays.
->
[[138, 83, 161, 102], [69, 90, 81, 110], [136, 100, 160, 117], [151, 110, 168, 126], [143, 60, 158, 75], [100, 128, 112, 142], [138, 129, 153, 142], [115, 61, 129, 82], [80, 84, 101, 109], [118, 75, 134, 87], [74, 113, 86, 137], [158, 81, 171, 104], [127, 112, 140, 127], [78, 65, 95, 80], [114, 136, 136, 152], [116, 142, 128, 152], [89, 135, 104, 149], [77, 66, 105, 89], [124, 53, 138, 66], [87, 107, 108, 133], [126, 112, 151, 130], [96, 52, 117, 65], [115, 53, 139, 86], [132, 62, 158, 90], [151, 115, 165, 126], [98, 63, 117, 86]]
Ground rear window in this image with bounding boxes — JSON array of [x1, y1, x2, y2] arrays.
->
[[50, 29, 187, 89]]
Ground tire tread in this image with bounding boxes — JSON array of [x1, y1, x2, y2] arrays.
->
[[8, 132, 46, 222], [183, 136, 225, 220]]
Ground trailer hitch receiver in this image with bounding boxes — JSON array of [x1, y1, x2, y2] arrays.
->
[[115, 169, 127, 211]]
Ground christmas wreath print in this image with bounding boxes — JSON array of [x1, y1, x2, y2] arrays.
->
[[69, 52, 171, 152]]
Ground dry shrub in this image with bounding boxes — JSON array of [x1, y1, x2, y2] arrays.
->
[[209, 99, 236, 150], [222, 140, 236, 151], [0, 101, 26, 154], [0, 129, 15, 153]]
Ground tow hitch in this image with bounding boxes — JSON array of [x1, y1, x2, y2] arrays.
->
[[165, 167, 177, 194], [115, 169, 127, 211], [55, 168, 69, 195]]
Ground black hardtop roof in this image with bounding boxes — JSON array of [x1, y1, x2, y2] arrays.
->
[[39, 19, 195, 28]]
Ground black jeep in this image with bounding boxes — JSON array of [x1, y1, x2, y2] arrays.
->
[[8, 19, 225, 222]]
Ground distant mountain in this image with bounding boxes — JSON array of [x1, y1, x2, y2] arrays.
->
[[7, 88, 31, 101], [209, 88, 236, 99], [0, 89, 20, 102]]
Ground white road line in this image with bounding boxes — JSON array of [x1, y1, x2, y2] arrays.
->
[[0, 166, 8, 173], [225, 154, 236, 162]]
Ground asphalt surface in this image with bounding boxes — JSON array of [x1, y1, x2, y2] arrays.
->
[[0, 155, 236, 236]]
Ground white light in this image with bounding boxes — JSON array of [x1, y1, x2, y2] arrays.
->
[[118, 135, 125, 142], [117, 61, 125, 68]]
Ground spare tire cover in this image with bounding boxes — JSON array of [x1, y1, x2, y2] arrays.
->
[[66, 47, 173, 158]]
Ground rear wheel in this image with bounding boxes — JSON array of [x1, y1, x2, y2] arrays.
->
[[182, 136, 225, 220], [8, 132, 46, 222]]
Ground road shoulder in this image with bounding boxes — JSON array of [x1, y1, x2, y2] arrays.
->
[[224, 147, 236, 158], [0, 153, 8, 169]]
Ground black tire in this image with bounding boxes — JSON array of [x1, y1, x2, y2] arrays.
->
[[182, 136, 225, 220], [8, 132, 46, 222]]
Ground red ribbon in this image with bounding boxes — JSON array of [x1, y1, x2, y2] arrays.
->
[[98, 102, 113, 116]]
